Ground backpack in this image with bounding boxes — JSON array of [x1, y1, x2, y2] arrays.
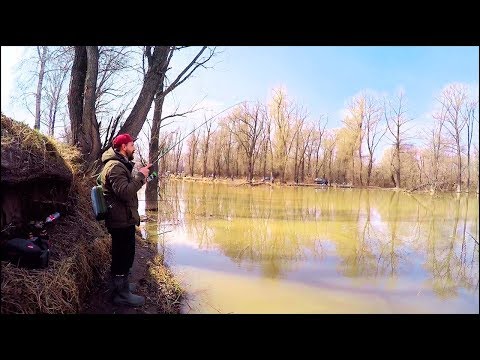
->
[[2, 237, 50, 269], [91, 174, 108, 220]]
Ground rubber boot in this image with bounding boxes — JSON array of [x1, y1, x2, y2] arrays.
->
[[112, 275, 145, 307], [127, 268, 136, 291], [110, 274, 136, 292]]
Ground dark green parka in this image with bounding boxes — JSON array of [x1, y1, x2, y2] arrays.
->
[[100, 147, 146, 229]]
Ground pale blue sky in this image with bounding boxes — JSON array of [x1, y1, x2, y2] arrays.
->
[[2, 46, 479, 155], [172, 46, 479, 124]]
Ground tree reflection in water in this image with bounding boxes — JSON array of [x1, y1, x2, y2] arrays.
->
[[154, 181, 479, 301]]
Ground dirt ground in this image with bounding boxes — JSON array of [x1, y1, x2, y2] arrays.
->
[[80, 235, 170, 314]]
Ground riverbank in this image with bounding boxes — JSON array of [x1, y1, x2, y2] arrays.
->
[[167, 175, 478, 195], [80, 230, 184, 314], [1, 115, 183, 314]]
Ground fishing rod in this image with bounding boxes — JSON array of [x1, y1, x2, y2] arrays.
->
[[142, 101, 248, 167]]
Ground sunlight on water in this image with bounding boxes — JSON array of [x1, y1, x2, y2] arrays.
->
[[142, 181, 479, 314]]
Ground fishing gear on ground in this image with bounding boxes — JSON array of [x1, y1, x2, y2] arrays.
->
[[0, 212, 59, 269]]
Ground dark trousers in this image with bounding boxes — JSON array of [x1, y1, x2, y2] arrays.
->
[[108, 225, 136, 276]]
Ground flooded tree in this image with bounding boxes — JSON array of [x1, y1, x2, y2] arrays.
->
[[384, 91, 413, 189], [228, 102, 265, 183], [438, 84, 468, 193], [363, 95, 386, 186]]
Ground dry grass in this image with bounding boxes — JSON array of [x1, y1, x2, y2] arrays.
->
[[1, 114, 72, 183], [145, 254, 185, 314]]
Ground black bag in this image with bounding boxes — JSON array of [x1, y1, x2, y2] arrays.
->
[[2, 237, 50, 269]]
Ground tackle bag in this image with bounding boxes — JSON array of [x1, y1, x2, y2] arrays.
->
[[91, 175, 108, 220], [2, 237, 50, 269]]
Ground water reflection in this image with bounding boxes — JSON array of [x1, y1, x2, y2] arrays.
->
[[144, 181, 479, 312]]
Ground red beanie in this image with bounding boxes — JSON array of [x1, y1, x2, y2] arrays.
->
[[113, 133, 135, 149]]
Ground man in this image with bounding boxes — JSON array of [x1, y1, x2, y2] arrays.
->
[[100, 133, 152, 307]]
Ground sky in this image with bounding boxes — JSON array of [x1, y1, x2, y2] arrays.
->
[[2, 46, 479, 159]]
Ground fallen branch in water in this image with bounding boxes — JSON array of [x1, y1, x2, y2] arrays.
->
[[236, 245, 250, 259], [466, 232, 479, 246]]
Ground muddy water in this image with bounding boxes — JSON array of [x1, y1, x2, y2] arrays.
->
[[140, 182, 479, 314]]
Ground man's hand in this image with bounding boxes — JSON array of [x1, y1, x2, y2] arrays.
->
[[139, 163, 152, 178]]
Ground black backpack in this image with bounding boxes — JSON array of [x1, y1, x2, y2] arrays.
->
[[2, 237, 50, 269]]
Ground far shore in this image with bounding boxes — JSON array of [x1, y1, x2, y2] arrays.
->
[[161, 174, 479, 195]]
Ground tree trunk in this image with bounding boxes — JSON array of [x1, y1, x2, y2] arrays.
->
[[48, 100, 54, 136], [395, 141, 401, 188], [175, 141, 182, 174], [467, 148, 470, 191], [262, 146, 267, 179], [367, 158, 373, 186], [68, 46, 87, 147], [117, 46, 170, 140], [456, 134, 462, 193], [236, 149, 239, 178], [358, 144, 363, 186], [146, 86, 165, 211], [301, 157, 305, 183], [226, 132, 232, 178], [293, 135, 299, 184], [34, 46, 48, 131], [190, 150, 196, 176], [351, 148, 355, 185], [190, 135, 197, 177], [79, 46, 101, 166], [248, 157, 253, 182]]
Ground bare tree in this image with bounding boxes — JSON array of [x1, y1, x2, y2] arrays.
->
[[66, 45, 216, 176], [313, 115, 327, 178], [68, 46, 101, 169], [34, 47, 49, 130], [345, 94, 366, 186], [463, 99, 478, 191], [143, 47, 215, 208], [144, 99, 198, 210], [222, 119, 234, 178], [201, 119, 215, 177], [257, 114, 272, 180], [384, 91, 414, 189], [117, 46, 215, 139], [210, 132, 222, 178], [438, 84, 468, 192], [187, 129, 200, 176], [173, 129, 184, 174], [270, 88, 302, 183], [428, 102, 448, 191], [12, 46, 71, 134], [44, 61, 69, 136], [298, 124, 314, 183], [292, 116, 309, 183], [229, 102, 265, 182], [323, 130, 337, 182], [364, 95, 385, 186], [31, 46, 74, 137]]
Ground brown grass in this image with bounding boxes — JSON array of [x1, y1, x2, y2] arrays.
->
[[144, 254, 185, 314]]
